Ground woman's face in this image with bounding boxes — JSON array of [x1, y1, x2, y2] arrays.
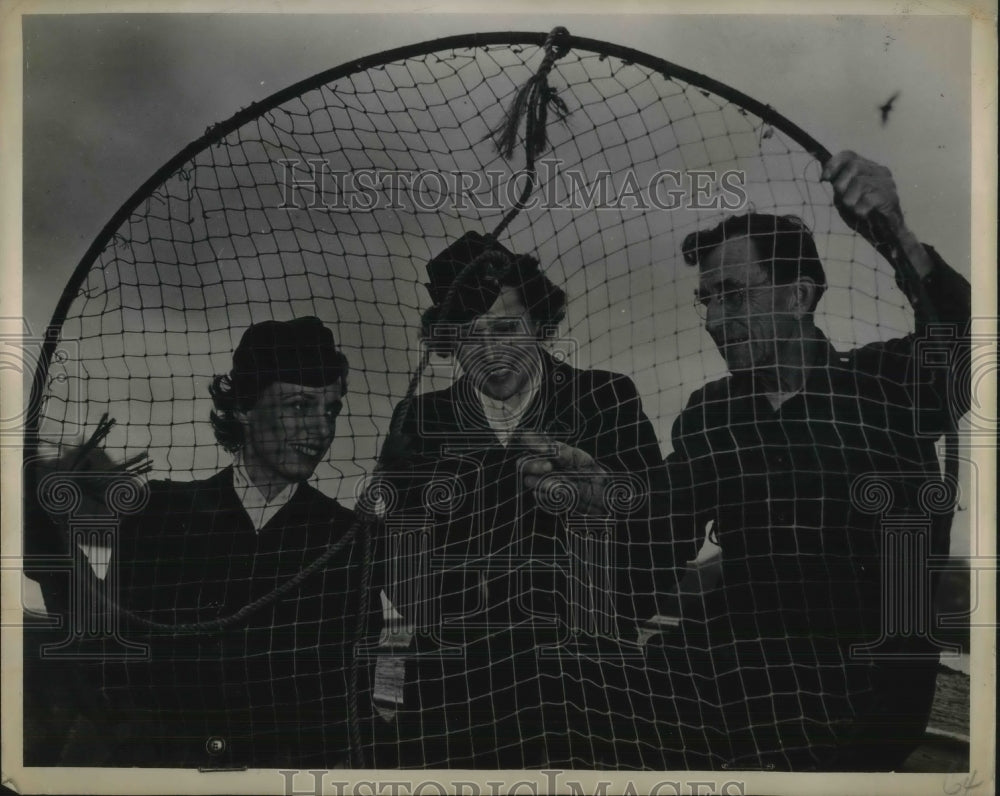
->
[[456, 286, 543, 401]]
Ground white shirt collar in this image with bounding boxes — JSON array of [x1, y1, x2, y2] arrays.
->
[[231, 453, 298, 532], [477, 348, 544, 446]]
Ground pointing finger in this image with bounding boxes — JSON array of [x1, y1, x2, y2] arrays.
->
[[550, 442, 597, 470]]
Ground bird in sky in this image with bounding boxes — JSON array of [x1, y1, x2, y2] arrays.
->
[[879, 91, 901, 126]]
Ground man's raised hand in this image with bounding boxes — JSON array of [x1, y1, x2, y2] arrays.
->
[[822, 150, 932, 278]]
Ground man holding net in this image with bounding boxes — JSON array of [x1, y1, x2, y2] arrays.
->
[[374, 233, 691, 769], [38, 317, 363, 768], [648, 151, 971, 770]]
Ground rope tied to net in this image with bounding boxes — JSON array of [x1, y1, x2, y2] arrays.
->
[[376, 28, 571, 463], [489, 26, 571, 239], [346, 225, 511, 763], [345, 239, 508, 766], [490, 26, 571, 161], [359, 36, 578, 741]]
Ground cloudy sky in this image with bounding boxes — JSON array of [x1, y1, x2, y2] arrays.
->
[[19, 9, 978, 338], [7, 5, 991, 562]]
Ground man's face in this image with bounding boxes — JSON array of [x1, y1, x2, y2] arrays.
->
[[696, 235, 798, 374], [241, 380, 343, 488], [456, 286, 543, 401]]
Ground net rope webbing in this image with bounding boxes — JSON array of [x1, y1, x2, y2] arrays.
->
[[24, 31, 942, 770]]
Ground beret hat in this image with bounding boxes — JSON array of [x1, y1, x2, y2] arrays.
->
[[230, 317, 347, 396]]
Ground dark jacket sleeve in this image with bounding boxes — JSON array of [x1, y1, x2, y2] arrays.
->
[[374, 395, 452, 624], [912, 246, 972, 426], [571, 372, 695, 626], [854, 245, 971, 435], [663, 386, 714, 596]]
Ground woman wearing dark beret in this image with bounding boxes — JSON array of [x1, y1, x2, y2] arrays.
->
[[65, 318, 363, 769], [374, 233, 692, 769]]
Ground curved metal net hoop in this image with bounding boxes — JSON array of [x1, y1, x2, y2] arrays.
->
[[35, 34, 909, 487]]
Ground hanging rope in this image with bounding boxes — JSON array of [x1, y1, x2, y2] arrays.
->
[[490, 26, 571, 160], [347, 40, 581, 751], [489, 26, 572, 239]]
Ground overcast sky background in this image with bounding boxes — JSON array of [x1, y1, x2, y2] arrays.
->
[[14, 9, 984, 558], [21, 11, 975, 338]]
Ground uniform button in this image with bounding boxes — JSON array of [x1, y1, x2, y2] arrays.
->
[[205, 736, 227, 755]]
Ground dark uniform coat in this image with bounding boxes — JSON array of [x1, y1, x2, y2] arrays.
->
[[99, 468, 361, 769], [651, 248, 971, 770], [375, 353, 694, 768]]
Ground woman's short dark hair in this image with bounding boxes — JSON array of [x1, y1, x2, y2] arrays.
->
[[209, 375, 255, 453], [421, 251, 567, 352], [682, 213, 827, 312]]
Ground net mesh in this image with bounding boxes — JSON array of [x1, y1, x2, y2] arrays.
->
[[25, 33, 950, 771]]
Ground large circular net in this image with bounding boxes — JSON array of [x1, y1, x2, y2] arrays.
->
[[27, 31, 929, 771]]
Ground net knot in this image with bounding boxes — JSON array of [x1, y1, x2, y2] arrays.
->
[[489, 26, 572, 161], [544, 26, 571, 59]]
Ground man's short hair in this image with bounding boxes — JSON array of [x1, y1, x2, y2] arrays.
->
[[209, 317, 349, 452], [682, 213, 827, 312], [420, 231, 566, 351]]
